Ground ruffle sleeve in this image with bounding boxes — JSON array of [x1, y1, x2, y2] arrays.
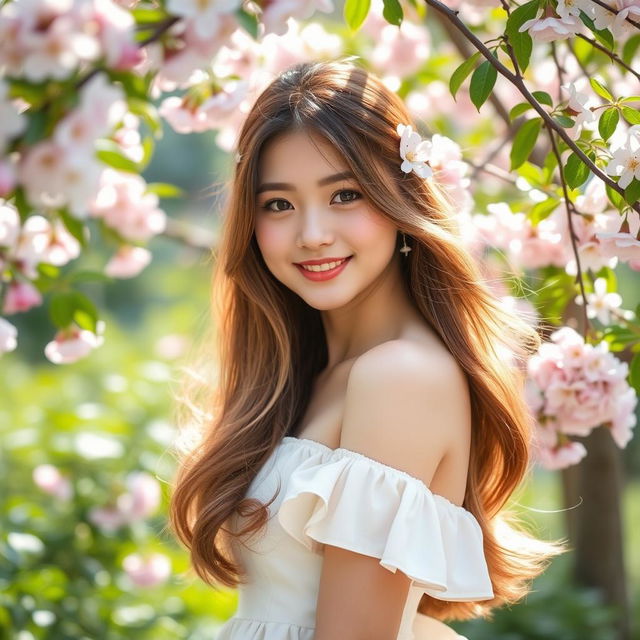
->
[[277, 446, 494, 602]]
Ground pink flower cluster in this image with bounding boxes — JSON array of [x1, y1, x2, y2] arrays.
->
[[122, 552, 171, 587], [88, 470, 161, 533], [471, 180, 640, 275], [526, 326, 637, 470], [0, 0, 139, 81], [33, 464, 74, 501]]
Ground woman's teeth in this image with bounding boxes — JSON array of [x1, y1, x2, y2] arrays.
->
[[300, 258, 347, 272]]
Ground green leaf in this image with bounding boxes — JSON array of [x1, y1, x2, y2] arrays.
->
[[518, 160, 544, 186], [127, 97, 162, 138], [622, 34, 640, 65], [59, 209, 88, 250], [598, 107, 619, 141], [590, 77, 614, 102], [449, 52, 481, 100], [532, 90, 553, 106], [49, 292, 76, 329], [95, 140, 139, 173], [344, 0, 371, 31], [37, 263, 61, 279], [509, 102, 533, 120], [619, 96, 640, 103], [234, 7, 259, 39], [505, 0, 539, 72], [145, 182, 185, 198], [629, 353, 640, 393], [621, 105, 640, 125], [579, 10, 614, 49], [139, 136, 154, 171], [564, 152, 590, 188], [510, 117, 542, 170], [529, 197, 560, 225], [131, 7, 168, 23], [624, 178, 640, 206], [49, 290, 99, 332], [554, 115, 576, 128], [469, 59, 497, 112], [69, 270, 114, 284], [382, 0, 403, 25], [605, 182, 624, 210]]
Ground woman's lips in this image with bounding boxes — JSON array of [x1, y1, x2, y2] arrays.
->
[[295, 256, 352, 281]]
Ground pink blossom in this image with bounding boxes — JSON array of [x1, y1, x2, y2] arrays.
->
[[596, 231, 640, 262], [212, 27, 261, 79], [0, 200, 20, 248], [0, 160, 17, 197], [105, 245, 152, 278], [166, 0, 241, 39], [535, 440, 588, 470], [574, 277, 623, 324], [612, 0, 640, 39], [87, 470, 161, 532], [88, 505, 129, 532], [117, 471, 161, 520], [0, 316, 18, 354], [122, 552, 171, 587], [5, 214, 50, 278], [3, 280, 42, 315], [89, 169, 166, 242], [44, 320, 105, 364], [371, 20, 431, 78], [519, 13, 582, 42], [32, 464, 73, 500], [111, 113, 143, 164], [527, 326, 637, 465], [0, 78, 27, 153], [259, 0, 334, 37]]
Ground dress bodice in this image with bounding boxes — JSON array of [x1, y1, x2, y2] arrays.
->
[[215, 437, 494, 640]]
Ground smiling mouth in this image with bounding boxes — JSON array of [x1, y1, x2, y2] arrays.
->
[[296, 256, 352, 272]]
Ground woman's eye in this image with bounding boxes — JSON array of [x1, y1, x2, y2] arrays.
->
[[262, 199, 291, 213], [261, 189, 361, 213], [332, 189, 362, 204]]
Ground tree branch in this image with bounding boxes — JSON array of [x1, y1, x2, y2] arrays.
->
[[423, 0, 640, 214]]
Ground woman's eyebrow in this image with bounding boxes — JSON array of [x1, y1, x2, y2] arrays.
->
[[256, 171, 355, 194]]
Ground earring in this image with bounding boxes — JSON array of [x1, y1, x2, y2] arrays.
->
[[399, 232, 412, 256]]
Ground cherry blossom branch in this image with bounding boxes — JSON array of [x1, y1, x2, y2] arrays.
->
[[546, 128, 593, 342], [587, 0, 640, 30], [574, 32, 640, 82], [423, 0, 640, 215]]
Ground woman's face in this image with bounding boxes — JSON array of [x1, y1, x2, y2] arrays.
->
[[254, 129, 399, 311]]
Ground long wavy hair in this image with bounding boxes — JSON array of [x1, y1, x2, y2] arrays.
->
[[169, 58, 567, 621]]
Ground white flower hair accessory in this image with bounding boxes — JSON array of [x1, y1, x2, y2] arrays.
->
[[397, 123, 433, 179]]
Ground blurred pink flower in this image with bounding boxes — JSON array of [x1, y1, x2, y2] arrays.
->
[[260, 0, 334, 37], [0, 316, 18, 354], [105, 245, 152, 278], [33, 464, 73, 500], [526, 326, 637, 468], [519, 13, 582, 42], [0, 200, 20, 248], [371, 20, 430, 78], [3, 279, 42, 314], [44, 320, 105, 364], [117, 471, 161, 521], [89, 169, 166, 242], [535, 440, 588, 470], [0, 160, 17, 197], [123, 552, 171, 587]]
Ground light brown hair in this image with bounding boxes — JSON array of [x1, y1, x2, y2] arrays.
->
[[169, 58, 567, 621]]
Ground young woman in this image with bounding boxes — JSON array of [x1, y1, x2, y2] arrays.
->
[[169, 59, 566, 640]]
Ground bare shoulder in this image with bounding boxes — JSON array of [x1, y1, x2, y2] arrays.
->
[[340, 338, 471, 496]]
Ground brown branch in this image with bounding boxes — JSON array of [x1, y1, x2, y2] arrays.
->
[[587, 0, 640, 31], [547, 128, 593, 342], [574, 32, 640, 82], [423, 0, 640, 215]]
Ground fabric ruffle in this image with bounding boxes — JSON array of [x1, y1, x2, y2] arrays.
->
[[277, 443, 494, 602]]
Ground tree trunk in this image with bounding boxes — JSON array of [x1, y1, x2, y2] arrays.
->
[[562, 428, 630, 639]]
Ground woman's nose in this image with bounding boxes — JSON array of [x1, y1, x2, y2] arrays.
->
[[296, 209, 334, 249]]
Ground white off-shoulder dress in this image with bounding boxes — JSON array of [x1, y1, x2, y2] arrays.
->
[[216, 437, 494, 640]]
